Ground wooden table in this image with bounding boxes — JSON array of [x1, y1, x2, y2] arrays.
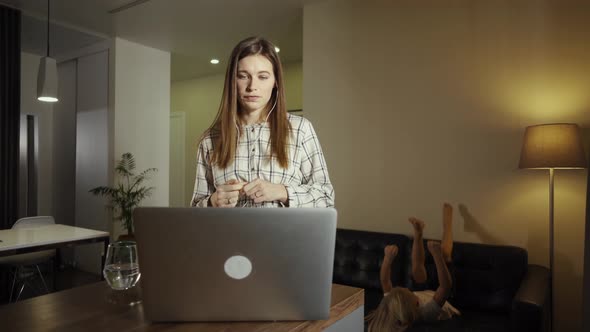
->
[[0, 282, 364, 331]]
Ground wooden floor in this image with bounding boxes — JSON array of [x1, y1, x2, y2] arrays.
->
[[0, 264, 101, 305]]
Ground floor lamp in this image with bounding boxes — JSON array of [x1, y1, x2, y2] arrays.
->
[[519, 123, 588, 332]]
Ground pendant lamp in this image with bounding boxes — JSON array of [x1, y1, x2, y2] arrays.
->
[[37, 0, 58, 103]]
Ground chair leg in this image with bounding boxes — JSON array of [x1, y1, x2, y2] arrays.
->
[[15, 281, 26, 302], [8, 267, 18, 303], [53, 256, 58, 292], [36, 265, 50, 294]]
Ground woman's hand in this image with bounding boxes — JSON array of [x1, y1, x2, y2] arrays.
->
[[211, 179, 245, 207], [242, 179, 288, 204]]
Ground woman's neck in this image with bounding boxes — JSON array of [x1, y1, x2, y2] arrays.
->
[[239, 108, 268, 126]]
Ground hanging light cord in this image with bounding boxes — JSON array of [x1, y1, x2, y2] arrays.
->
[[46, 0, 50, 57]]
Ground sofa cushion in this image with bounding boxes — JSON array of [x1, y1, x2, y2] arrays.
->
[[407, 310, 511, 332]]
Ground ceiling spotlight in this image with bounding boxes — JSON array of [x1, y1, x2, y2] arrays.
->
[[210, 59, 220, 64], [274, 47, 280, 53]]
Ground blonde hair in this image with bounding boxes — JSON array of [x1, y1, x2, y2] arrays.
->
[[366, 287, 419, 332]]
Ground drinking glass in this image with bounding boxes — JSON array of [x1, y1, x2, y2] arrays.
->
[[103, 241, 141, 290]]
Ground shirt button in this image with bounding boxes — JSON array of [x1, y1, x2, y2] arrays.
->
[[251, 168, 255, 171], [251, 128, 255, 133], [252, 148, 255, 152]]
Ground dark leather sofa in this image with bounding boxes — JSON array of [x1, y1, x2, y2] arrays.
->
[[333, 228, 550, 332]]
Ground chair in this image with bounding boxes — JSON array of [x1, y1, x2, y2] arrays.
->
[[0, 216, 56, 302]]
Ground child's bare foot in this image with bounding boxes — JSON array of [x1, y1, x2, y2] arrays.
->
[[409, 217, 425, 235], [384, 244, 398, 258]]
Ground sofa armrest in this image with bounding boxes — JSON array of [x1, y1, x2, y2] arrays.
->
[[511, 264, 550, 332]]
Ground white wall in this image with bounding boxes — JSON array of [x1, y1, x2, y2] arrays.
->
[[304, 1, 589, 331], [20, 52, 53, 217], [110, 38, 171, 238], [74, 50, 110, 273], [53, 59, 77, 230]]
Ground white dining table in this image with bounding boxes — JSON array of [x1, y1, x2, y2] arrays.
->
[[0, 224, 110, 275]]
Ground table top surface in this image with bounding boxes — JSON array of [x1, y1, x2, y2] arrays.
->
[[0, 224, 110, 251], [0, 282, 364, 331]]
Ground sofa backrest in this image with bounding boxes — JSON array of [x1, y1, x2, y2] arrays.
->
[[334, 228, 528, 313], [403, 240, 528, 313], [333, 228, 410, 290]]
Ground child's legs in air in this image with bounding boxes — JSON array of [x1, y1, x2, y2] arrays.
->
[[409, 217, 427, 284], [440, 202, 457, 299], [441, 203, 454, 263]]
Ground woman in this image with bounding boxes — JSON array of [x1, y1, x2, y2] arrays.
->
[[191, 36, 334, 208]]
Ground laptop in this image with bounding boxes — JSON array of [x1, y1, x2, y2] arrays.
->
[[133, 207, 337, 322]]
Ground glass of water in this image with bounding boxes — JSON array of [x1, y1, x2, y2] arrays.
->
[[103, 241, 141, 290]]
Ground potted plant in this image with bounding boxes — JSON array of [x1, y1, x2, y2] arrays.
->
[[90, 152, 157, 240]]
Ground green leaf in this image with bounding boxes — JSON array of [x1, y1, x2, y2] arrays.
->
[[88, 152, 157, 233]]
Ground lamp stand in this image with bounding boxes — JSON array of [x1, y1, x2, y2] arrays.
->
[[549, 167, 554, 332]]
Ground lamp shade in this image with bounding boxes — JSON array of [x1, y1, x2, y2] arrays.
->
[[37, 56, 58, 102], [519, 123, 587, 169]]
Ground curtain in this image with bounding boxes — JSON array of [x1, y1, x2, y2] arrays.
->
[[0, 4, 21, 303], [583, 146, 590, 331], [0, 5, 20, 230]]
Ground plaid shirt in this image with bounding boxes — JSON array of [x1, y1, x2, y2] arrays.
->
[[191, 114, 334, 208]]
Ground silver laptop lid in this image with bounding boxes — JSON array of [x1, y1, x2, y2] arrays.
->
[[133, 207, 337, 322]]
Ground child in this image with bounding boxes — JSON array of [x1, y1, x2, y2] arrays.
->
[[367, 203, 460, 331]]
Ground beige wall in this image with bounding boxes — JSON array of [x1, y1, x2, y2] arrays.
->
[[304, 1, 589, 331], [171, 62, 302, 204], [171, 73, 224, 205], [283, 61, 303, 111]]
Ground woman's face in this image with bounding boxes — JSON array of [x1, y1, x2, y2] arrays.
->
[[236, 54, 276, 114]]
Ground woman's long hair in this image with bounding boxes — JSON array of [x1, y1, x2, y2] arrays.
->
[[206, 36, 291, 169], [366, 288, 419, 332]]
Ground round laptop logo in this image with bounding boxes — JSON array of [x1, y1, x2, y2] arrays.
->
[[224, 255, 252, 280]]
